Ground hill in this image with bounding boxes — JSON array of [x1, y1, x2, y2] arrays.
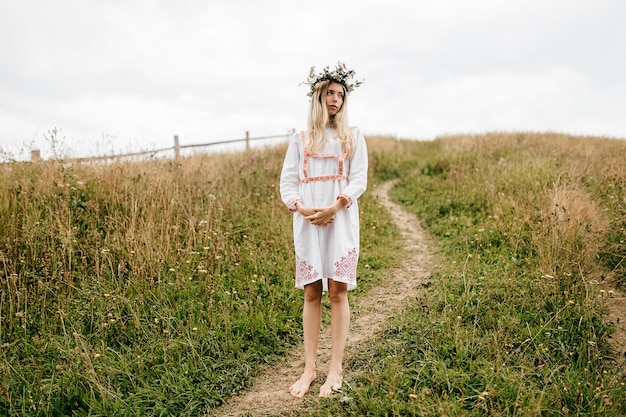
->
[[0, 132, 624, 415]]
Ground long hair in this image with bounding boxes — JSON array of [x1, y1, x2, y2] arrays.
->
[[306, 80, 355, 158]]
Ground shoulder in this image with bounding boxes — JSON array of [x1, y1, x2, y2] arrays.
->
[[289, 130, 304, 144], [350, 126, 364, 140]]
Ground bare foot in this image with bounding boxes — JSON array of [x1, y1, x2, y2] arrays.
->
[[319, 371, 342, 397], [288, 370, 316, 398]]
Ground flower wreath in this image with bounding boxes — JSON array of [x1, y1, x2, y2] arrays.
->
[[300, 61, 364, 97]]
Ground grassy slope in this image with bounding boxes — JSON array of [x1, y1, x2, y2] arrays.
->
[[308, 133, 626, 416], [0, 146, 399, 416], [0, 132, 624, 416]]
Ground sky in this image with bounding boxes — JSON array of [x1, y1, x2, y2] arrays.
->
[[1, 0, 625, 160]]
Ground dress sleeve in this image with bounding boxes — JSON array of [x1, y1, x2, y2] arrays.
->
[[280, 132, 302, 212], [338, 128, 368, 208]]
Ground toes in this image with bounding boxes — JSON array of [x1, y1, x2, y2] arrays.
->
[[319, 375, 342, 398]]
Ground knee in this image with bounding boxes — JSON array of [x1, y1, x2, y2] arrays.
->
[[328, 282, 348, 304], [303, 282, 322, 303]]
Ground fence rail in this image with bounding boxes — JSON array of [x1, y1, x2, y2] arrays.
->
[[29, 130, 295, 163]]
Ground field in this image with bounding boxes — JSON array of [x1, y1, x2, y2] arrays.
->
[[0, 132, 625, 416]]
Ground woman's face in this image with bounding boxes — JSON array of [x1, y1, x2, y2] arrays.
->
[[325, 82, 345, 116]]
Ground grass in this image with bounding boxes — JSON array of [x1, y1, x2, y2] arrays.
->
[[1, 132, 625, 416], [306, 132, 626, 416], [0, 144, 399, 416]]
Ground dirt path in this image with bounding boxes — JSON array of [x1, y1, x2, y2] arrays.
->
[[208, 180, 436, 416], [207, 180, 626, 416]]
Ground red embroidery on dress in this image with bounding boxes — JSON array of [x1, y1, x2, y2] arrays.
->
[[286, 198, 300, 212], [337, 193, 353, 207], [300, 130, 348, 184], [334, 248, 358, 282], [296, 255, 320, 286], [300, 175, 349, 184], [303, 156, 309, 179]]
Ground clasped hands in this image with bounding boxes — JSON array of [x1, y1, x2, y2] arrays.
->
[[295, 198, 348, 226]]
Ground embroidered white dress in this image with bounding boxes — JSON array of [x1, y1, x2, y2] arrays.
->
[[280, 128, 368, 291]]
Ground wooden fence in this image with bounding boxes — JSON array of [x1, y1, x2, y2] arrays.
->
[[29, 130, 295, 163]]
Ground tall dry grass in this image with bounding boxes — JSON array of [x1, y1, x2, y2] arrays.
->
[[1, 131, 624, 416], [0, 142, 400, 415], [0, 149, 302, 414]]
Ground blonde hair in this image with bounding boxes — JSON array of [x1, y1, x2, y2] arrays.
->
[[306, 80, 355, 158]]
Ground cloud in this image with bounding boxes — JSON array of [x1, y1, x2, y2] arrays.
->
[[1, 0, 625, 160]]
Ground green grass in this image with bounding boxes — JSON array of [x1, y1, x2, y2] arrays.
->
[[0, 145, 399, 416], [305, 133, 626, 416], [1, 132, 625, 416]]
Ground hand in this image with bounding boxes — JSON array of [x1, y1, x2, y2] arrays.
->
[[295, 202, 317, 218], [305, 206, 337, 226], [297, 198, 348, 226]]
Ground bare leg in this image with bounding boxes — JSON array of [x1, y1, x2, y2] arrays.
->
[[319, 279, 349, 397], [289, 281, 322, 398]]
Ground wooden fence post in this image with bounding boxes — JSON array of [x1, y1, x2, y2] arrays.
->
[[174, 135, 180, 159], [245, 131, 250, 152], [31, 149, 41, 162]]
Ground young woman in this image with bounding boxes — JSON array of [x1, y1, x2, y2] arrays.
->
[[280, 63, 367, 398]]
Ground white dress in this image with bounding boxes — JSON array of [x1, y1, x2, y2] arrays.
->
[[280, 128, 368, 291]]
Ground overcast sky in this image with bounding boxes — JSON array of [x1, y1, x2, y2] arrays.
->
[[1, 0, 625, 160]]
